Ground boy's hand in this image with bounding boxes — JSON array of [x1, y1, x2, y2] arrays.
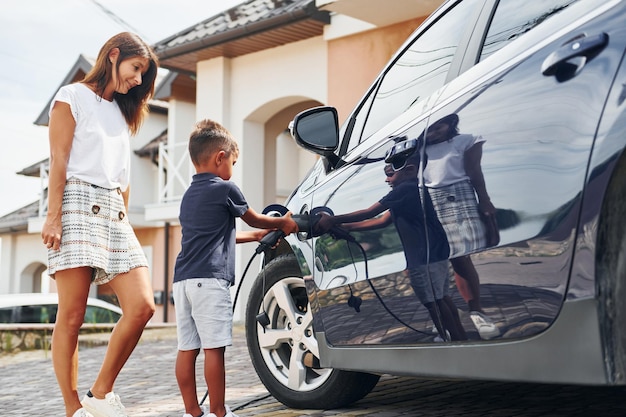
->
[[280, 212, 299, 236]]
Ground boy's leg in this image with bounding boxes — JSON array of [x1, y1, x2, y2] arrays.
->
[[424, 302, 446, 337], [444, 295, 467, 340], [204, 347, 226, 417], [190, 278, 233, 417], [435, 298, 467, 341], [176, 349, 204, 416], [173, 280, 204, 416]]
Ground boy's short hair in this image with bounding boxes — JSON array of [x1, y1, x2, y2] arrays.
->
[[188, 119, 239, 166]]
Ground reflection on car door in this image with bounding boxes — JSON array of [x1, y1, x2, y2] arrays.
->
[[420, 0, 626, 341], [311, 131, 442, 346], [309, 0, 485, 346]]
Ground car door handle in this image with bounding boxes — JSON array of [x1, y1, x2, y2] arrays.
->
[[542, 33, 609, 77]]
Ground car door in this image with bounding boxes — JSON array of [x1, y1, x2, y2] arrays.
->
[[420, 0, 626, 340], [308, 0, 485, 346]]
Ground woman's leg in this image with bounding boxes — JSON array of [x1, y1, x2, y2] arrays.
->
[[450, 256, 482, 312], [89, 266, 155, 398], [451, 257, 500, 339], [52, 267, 93, 417]]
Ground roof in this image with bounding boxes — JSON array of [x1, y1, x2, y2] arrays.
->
[[16, 158, 48, 178], [134, 129, 168, 165], [33, 54, 93, 126], [153, 0, 330, 74], [0, 200, 40, 233]]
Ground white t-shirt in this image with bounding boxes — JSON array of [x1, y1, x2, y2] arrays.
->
[[49, 83, 131, 191], [423, 133, 485, 188]]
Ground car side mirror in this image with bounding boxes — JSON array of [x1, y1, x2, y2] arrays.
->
[[290, 106, 340, 165]]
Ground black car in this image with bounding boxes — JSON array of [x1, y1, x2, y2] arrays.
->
[[244, 0, 626, 409]]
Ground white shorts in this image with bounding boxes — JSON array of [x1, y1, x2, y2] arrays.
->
[[409, 261, 451, 304], [173, 278, 233, 350]]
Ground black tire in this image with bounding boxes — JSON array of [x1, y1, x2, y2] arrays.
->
[[245, 254, 380, 409]]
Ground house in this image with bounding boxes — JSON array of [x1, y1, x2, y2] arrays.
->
[[0, 0, 444, 323]]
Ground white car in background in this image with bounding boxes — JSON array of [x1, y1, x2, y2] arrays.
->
[[0, 293, 122, 324]]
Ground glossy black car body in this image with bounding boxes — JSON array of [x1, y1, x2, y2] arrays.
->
[[245, 0, 626, 409]]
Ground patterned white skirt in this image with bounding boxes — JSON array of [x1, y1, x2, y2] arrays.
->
[[48, 177, 148, 285], [429, 180, 487, 258]]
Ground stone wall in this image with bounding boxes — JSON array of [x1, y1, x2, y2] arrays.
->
[[0, 324, 115, 353]]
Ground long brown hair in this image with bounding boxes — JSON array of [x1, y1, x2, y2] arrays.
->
[[82, 32, 159, 135]]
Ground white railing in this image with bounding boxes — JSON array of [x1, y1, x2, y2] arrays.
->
[[36, 142, 192, 217], [38, 162, 49, 218], [157, 141, 193, 204]]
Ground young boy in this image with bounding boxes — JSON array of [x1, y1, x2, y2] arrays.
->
[[173, 119, 298, 417]]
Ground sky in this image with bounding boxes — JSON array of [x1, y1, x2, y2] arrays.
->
[[0, 0, 242, 217]]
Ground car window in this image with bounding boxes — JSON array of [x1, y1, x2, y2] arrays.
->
[[17, 305, 55, 323], [84, 305, 121, 324], [480, 0, 580, 60], [343, 0, 481, 154], [0, 307, 13, 323]]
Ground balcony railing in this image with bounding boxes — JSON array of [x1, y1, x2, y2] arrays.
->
[[157, 140, 193, 204], [38, 162, 49, 218], [34, 141, 191, 220]]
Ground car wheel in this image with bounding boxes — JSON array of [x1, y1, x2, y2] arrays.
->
[[246, 254, 380, 409]]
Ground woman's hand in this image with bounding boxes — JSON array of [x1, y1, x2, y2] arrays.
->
[[478, 198, 496, 217], [42, 217, 63, 251]]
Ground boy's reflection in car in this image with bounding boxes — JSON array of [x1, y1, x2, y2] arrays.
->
[[317, 149, 467, 341]]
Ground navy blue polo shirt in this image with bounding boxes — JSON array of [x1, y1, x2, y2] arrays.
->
[[379, 180, 449, 267], [174, 172, 249, 285]]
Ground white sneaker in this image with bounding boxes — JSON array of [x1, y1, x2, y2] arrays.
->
[[470, 311, 500, 340], [206, 405, 239, 417], [183, 405, 207, 417], [72, 409, 95, 417], [82, 391, 127, 417], [433, 330, 451, 342]]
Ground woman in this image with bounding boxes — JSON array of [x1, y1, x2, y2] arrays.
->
[[421, 113, 500, 340], [41, 32, 159, 417]]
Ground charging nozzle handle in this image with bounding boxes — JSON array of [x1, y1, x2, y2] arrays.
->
[[256, 229, 285, 254], [292, 214, 311, 232]]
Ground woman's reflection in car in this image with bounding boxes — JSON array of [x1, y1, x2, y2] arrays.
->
[[421, 113, 500, 339]]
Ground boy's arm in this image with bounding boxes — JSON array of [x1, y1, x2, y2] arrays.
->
[[317, 202, 387, 231], [343, 210, 392, 232], [236, 230, 270, 244], [241, 208, 299, 235]]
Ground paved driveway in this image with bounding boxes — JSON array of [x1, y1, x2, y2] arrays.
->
[[1, 325, 625, 416]]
